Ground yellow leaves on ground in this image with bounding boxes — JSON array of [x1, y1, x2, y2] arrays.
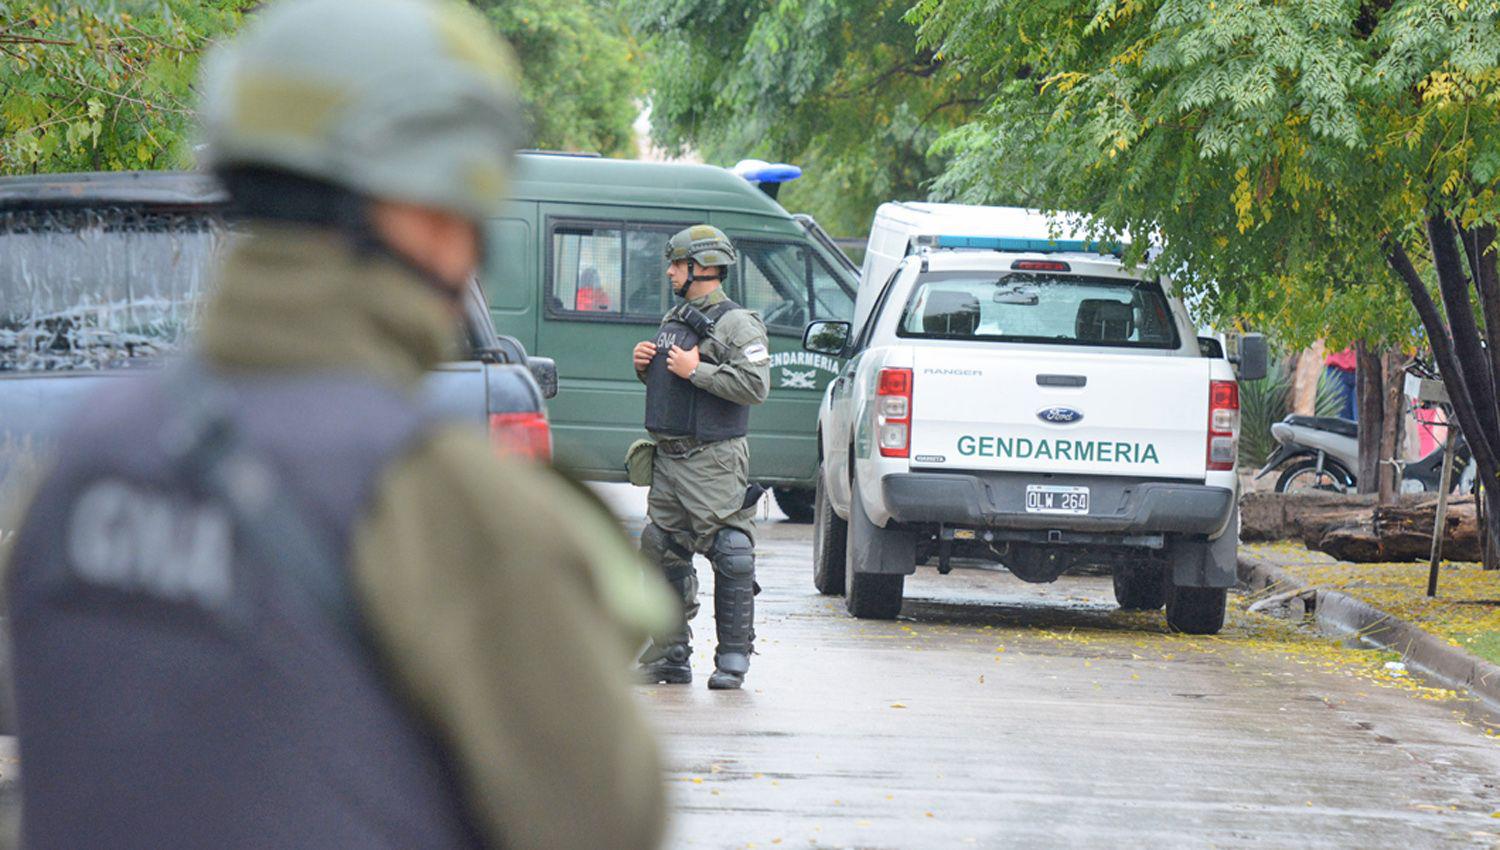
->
[[1243, 542, 1500, 667]]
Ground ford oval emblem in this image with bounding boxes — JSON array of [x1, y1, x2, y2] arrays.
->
[[1037, 406, 1084, 425]]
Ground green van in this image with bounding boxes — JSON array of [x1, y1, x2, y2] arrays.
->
[[483, 153, 858, 520]]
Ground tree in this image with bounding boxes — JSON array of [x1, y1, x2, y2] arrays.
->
[[1, 1, 249, 174], [473, 0, 641, 157], [911, 0, 1500, 565], [624, 0, 988, 235], [1, 1, 640, 176]]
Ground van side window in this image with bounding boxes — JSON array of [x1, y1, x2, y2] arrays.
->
[[551, 224, 623, 315], [810, 253, 853, 320], [547, 219, 684, 321], [732, 240, 852, 335], [623, 228, 670, 317]]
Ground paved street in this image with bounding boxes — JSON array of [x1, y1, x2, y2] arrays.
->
[[593, 486, 1500, 849]]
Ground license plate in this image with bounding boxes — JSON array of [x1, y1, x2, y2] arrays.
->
[[1025, 485, 1089, 515]]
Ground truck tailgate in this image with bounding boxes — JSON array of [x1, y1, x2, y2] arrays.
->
[[908, 347, 1211, 480]]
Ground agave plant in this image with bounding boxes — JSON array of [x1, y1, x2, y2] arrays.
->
[[1237, 355, 1349, 468], [1238, 359, 1291, 468]]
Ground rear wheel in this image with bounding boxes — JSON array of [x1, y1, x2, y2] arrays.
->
[[773, 487, 815, 523], [812, 471, 847, 595], [1275, 460, 1352, 494], [1165, 585, 1227, 634], [846, 570, 904, 619], [1112, 563, 1166, 611]]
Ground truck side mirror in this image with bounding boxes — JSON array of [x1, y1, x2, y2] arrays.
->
[[803, 320, 851, 357], [1229, 333, 1268, 382], [527, 357, 559, 399]]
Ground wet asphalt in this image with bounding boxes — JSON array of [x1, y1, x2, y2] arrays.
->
[[592, 485, 1500, 850]]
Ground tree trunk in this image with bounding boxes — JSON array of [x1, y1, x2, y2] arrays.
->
[[1378, 349, 1404, 504], [1355, 342, 1384, 494], [1385, 225, 1500, 571], [1485, 485, 1500, 571], [1461, 223, 1500, 570], [1289, 343, 1323, 416]]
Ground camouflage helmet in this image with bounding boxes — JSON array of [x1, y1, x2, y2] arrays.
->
[[665, 224, 737, 268], [197, 0, 526, 221]]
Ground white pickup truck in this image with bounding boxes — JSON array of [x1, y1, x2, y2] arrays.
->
[[802, 204, 1265, 634]]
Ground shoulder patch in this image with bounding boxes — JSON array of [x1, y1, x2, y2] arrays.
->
[[742, 343, 771, 365]]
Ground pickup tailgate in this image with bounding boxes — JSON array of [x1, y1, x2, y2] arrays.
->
[[908, 347, 1211, 480]]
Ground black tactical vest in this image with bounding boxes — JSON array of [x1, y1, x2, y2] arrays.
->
[[5, 367, 484, 850], [644, 298, 751, 442]]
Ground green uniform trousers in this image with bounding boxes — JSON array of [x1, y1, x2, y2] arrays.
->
[[641, 436, 756, 659]]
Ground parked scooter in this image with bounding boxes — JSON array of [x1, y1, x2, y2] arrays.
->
[[1256, 364, 1474, 494], [1257, 415, 1361, 493]]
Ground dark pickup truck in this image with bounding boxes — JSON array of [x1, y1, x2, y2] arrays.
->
[[0, 171, 558, 509]]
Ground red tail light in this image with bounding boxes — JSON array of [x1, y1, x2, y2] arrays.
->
[[1206, 380, 1239, 471], [876, 367, 913, 458], [489, 411, 553, 461]]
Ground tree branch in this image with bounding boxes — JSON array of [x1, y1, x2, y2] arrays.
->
[[1460, 223, 1500, 425], [1385, 239, 1500, 483], [1429, 215, 1500, 438], [916, 96, 985, 128], [0, 34, 77, 47], [825, 53, 943, 100]]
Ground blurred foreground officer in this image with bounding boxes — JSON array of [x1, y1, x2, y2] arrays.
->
[[2, 1, 669, 848], [632, 226, 771, 689]]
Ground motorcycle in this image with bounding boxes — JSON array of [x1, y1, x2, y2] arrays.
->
[[1255, 360, 1474, 494]]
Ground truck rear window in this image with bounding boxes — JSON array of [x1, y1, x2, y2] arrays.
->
[[1, 208, 227, 372], [895, 272, 1179, 349]]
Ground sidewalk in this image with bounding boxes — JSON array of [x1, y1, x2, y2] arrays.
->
[[1241, 542, 1500, 713]]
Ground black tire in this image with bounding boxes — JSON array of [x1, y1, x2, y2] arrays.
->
[[847, 570, 904, 619], [812, 471, 847, 596], [773, 487, 816, 523], [1112, 563, 1166, 611], [843, 483, 906, 619], [1274, 460, 1353, 494], [1165, 585, 1227, 635]]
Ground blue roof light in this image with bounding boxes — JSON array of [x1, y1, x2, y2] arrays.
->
[[732, 159, 803, 184], [933, 235, 1124, 254]]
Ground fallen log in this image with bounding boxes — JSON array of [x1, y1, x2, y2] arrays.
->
[[1240, 492, 1378, 542], [1310, 497, 1481, 563]]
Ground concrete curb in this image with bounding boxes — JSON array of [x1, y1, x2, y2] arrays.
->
[[1238, 554, 1500, 715]]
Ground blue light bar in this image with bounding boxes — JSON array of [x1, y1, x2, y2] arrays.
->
[[933, 235, 1123, 254], [732, 159, 803, 184]]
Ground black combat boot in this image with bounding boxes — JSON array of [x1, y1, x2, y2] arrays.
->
[[638, 643, 692, 685]]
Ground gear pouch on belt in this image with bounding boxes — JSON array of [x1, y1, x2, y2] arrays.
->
[[625, 438, 656, 487]]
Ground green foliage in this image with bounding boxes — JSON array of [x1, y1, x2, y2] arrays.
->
[[474, 0, 640, 157], [623, 0, 990, 235], [1, 1, 640, 176], [908, 0, 1500, 348], [0, 1, 249, 174]]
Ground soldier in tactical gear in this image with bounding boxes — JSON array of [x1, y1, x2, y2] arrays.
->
[[632, 225, 772, 690], [2, 1, 671, 848]]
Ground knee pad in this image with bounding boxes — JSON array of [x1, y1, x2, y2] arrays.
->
[[710, 528, 755, 579], [642, 523, 695, 580]]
